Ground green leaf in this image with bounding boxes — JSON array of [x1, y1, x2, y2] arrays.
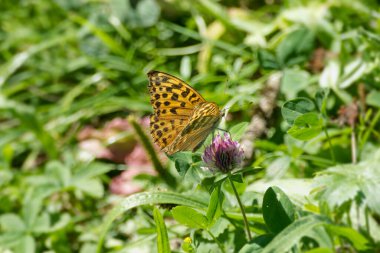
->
[[49, 213, 71, 232], [31, 212, 50, 233], [0, 232, 26, 248], [276, 27, 315, 67], [172, 152, 193, 177], [325, 225, 369, 250], [304, 248, 334, 253], [73, 162, 113, 181], [266, 156, 291, 180], [45, 161, 71, 188], [74, 178, 104, 198], [172, 206, 208, 229], [313, 162, 380, 215], [153, 207, 171, 253], [261, 215, 328, 253], [281, 69, 310, 100], [97, 192, 207, 252], [209, 217, 229, 237], [258, 49, 280, 70], [304, 226, 333, 249], [206, 186, 224, 227], [223, 175, 246, 195], [229, 122, 249, 141], [136, 0, 161, 27], [0, 96, 58, 159], [287, 112, 323, 141], [239, 234, 273, 253], [0, 214, 26, 231], [15, 235, 35, 253], [366, 90, 380, 108], [69, 13, 129, 57], [262, 186, 295, 234], [339, 58, 367, 89], [315, 88, 330, 116], [230, 173, 243, 183], [281, 98, 316, 125], [0, 33, 75, 87]]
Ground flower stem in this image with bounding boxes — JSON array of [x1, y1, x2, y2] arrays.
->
[[323, 127, 336, 164], [227, 174, 252, 241], [207, 230, 226, 253]]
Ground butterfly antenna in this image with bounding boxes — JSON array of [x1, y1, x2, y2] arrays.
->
[[216, 127, 230, 135]]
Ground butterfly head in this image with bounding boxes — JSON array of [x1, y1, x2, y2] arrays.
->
[[221, 108, 227, 118]]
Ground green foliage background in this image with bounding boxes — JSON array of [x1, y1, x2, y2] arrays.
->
[[1, 0, 380, 252]]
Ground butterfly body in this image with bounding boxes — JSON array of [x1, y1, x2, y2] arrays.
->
[[148, 71, 223, 155]]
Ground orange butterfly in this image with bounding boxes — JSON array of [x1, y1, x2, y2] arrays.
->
[[148, 70, 223, 155]]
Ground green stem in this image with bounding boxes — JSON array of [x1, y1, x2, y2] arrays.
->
[[360, 109, 380, 149], [323, 127, 336, 164], [207, 230, 226, 253], [365, 207, 370, 237], [128, 116, 177, 188], [227, 174, 252, 241], [351, 125, 357, 164]]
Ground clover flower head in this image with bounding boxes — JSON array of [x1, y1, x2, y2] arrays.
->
[[202, 133, 244, 173]]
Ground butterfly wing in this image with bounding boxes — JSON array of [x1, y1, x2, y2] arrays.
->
[[150, 115, 187, 150], [148, 70, 207, 152], [163, 102, 222, 155]]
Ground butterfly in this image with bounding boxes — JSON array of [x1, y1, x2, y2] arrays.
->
[[148, 70, 224, 155]]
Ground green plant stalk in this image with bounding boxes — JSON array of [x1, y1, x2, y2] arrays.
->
[[323, 127, 336, 164], [128, 116, 177, 188], [360, 110, 380, 149], [227, 174, 252, 241], [351, 125, 357, 164], [207, 230, 226, 253], [365, 207, 370, 238]]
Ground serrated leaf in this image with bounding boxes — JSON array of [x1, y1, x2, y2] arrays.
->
[[313, 162, 380, 215], [172, 206, 208, 229]]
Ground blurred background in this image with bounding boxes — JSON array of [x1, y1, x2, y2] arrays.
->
[[1, 0, 380, 252]]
